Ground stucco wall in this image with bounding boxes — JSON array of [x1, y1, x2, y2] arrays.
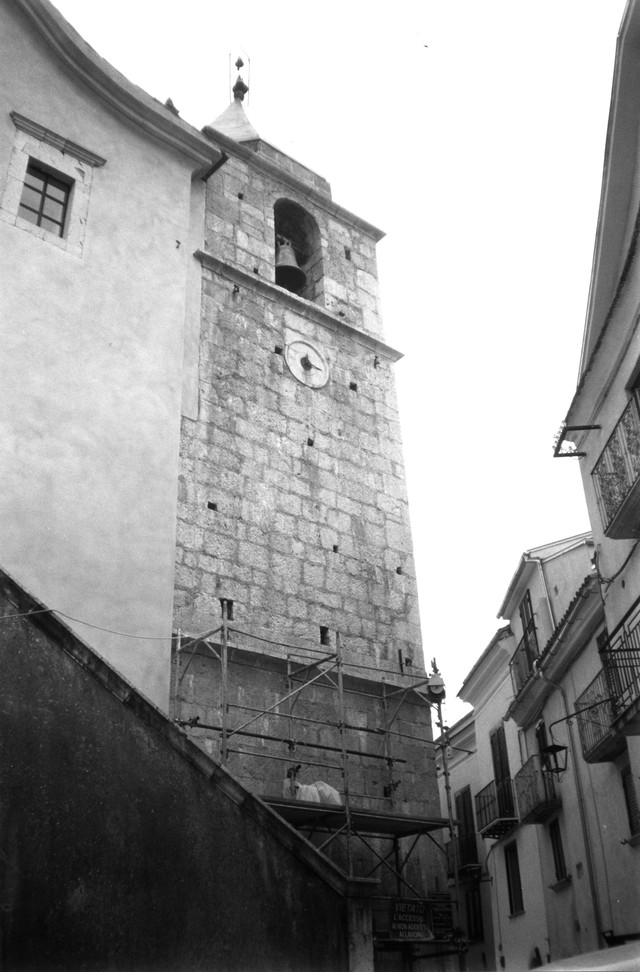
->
[[0, 570, 353, 972], [0, 0, 200, 708]]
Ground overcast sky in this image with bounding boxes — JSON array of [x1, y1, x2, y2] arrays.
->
[[52, 0, 625, 724]]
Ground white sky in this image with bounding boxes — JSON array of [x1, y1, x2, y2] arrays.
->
[[52, 0, 625, 725]]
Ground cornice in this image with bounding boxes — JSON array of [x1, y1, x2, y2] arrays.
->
[[195, 249, 403, 362], [12, 0, 225, 175], [11, 111, 107, 166], [201, 126, 385, 243]]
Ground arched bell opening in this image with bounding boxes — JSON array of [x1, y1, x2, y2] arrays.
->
[[273, 199, 323, 302]]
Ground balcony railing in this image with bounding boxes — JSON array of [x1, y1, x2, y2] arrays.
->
[[475, 779, 517, 839], [514, 754, 560, 823], [445, 833, 481, 877], [593, 393, 640, 538], [575, 668, 620, 760], [602, 601, 640, 719], [575, 594, 640, 759]]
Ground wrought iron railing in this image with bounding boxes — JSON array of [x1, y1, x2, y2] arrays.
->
[[509, 621, 539, 694], [445, 833, 480, 875], [514, 754, 558, 822], [600, 596, 640, 713], [575, 669, 618, 756], [593, 393, 640, 531], [475, 779, 516, 833]]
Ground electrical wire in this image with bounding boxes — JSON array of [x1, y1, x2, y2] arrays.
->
[[0, 606, 174, 640]]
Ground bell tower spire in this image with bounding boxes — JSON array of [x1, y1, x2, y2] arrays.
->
[[207, 54, 258, 141], [232, 57, 249, 102]]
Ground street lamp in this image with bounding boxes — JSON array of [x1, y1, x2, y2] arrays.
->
[[541, 740, 569, 780]]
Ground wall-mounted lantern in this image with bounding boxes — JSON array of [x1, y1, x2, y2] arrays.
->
[[541, 741, 569, 779]]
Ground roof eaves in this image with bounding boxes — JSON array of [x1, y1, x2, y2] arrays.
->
[[14, 0, 225, 174]]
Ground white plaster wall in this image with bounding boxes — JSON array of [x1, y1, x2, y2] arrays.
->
[[0, 3, 199, 708]]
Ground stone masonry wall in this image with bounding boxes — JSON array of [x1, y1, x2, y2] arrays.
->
[[172, 642, 443, 898], [171, 139, 444, 915], [201, 152, 383, 337], [174, 157, 422, 672]]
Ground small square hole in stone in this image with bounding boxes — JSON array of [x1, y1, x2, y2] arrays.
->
[[396, 566, 403, 575], [207, 502, 218, 511], [332, 544, 339, 553], [349, 381, 358, 392], [344, 247, 351, 261], [307, 437, 314, 447], [274, 345, 284, 355], [320, 626, 331, 646], [220, 598, 234, 620]]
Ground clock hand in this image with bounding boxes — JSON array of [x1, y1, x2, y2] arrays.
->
[[300, 354, 321, 372]]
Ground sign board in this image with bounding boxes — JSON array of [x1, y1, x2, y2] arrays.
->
[[428, 893, 454, 940], [388, 899, 434, 942]]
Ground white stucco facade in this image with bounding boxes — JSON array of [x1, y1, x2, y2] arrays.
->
[[0, 0, 224, 708]]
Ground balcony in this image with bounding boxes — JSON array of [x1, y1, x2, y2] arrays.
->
[[575, 668, 624, 762], [514, 754, 560, 823], [475, 779, 518, 839], [576, 601, 640, 760], [509, 621, 539, 695], [593, 393, 640, 539], [445, 833, 482, 878]]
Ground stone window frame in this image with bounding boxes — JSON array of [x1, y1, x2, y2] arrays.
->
[[0, 112, 106, 257]]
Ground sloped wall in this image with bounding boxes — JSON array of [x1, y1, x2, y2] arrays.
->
[[0, 570, 356, 972]]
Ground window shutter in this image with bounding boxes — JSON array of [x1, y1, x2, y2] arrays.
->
[[455, 787, 475, 835], [490, 725, 510, 784], [622, 767, 640, 836]]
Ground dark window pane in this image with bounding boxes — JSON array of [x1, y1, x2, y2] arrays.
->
[[19, 161, 71, 237], [549, 819, 567, 881], [24, 168, 45, 191], [505, 842, 524, 914], [40, 215, 63, 235], [19, 185, 43, 211], [18, 205, 39, 225], [43, 197, 64, 220], [46, 181, 67, 202]]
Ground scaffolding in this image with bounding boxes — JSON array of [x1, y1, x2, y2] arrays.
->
[[172, 601, 457, 952]]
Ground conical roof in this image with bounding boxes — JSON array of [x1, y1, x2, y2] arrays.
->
[[208, 74, 260, 142]]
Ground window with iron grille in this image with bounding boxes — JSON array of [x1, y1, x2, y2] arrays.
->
[[18, 162, 72, 237], [622, 766, 640, 836], [549, 818, 568, 881], [504, 841, 524, 915]]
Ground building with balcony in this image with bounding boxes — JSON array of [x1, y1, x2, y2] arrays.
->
[[555, 0, 640, 950], [503, 535, 640, 961], [439, 531, 640, 969]]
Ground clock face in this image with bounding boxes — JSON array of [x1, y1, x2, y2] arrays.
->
[[284, 340, 330, 389]]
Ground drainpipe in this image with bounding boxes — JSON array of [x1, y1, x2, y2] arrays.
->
[[536, 669, 605, 948]]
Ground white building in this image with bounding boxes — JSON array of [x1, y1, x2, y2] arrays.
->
[[439, 533, 640, 969]]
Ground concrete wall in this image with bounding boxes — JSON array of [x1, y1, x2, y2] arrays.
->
[[0, 0, 207, 709], [0, 568, 360, 972]]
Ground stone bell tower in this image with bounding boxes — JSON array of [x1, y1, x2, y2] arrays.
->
[[171, 69, 447, 941], [174, 70, 424, 672]]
